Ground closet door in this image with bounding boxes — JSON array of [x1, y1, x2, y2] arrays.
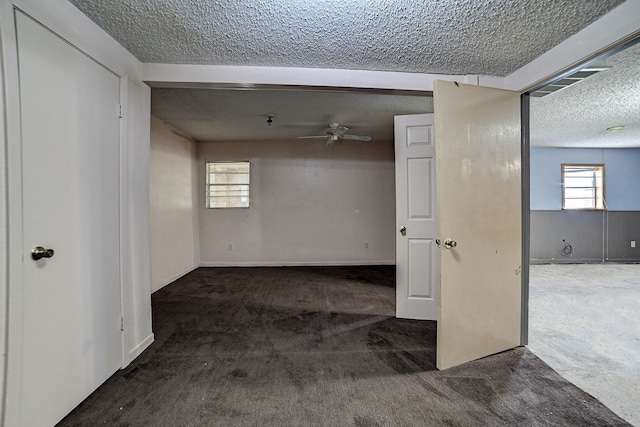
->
[[13, 10, 122, 426]]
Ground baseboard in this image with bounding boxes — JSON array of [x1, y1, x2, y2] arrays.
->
[[151, 264, 199, 293], [530, 259, 602, 264], [531, 259, 640, 264], [199, 260, 396, 267], [128, 332, 154, 362]]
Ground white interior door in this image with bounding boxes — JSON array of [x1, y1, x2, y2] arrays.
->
[[14, 11, 122, 426], [394, 114, 438, 320], [434, 80, 522, 370]]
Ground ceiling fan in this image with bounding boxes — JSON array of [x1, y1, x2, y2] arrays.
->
[[298, 123, 372, 146]]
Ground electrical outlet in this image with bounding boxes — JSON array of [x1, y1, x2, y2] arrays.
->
[[632, 241, 636, 248], [365, 242, 369, 249], [228, 244, 233, 251]]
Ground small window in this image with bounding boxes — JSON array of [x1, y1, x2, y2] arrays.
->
[[206, 161, 250, 208], [562, 164, 605, 210]]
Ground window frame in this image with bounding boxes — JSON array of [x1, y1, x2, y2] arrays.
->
[[561, 163, 606, 211], [205, 160, 251, 209]]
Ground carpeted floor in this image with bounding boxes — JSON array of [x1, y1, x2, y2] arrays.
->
[[58, 266, 630, 426]]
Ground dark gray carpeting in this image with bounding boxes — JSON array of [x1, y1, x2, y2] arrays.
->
[[58, 266, 630, 426]]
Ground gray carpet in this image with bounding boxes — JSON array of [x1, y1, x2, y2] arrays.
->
[[58, 266, 630, 426]]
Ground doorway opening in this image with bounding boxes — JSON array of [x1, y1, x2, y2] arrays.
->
[[527, 38, 640, 426]]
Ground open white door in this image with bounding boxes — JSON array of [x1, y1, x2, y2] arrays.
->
[[394, 114, 438, 320], [8, 12, 123, 426], [434, 81, 522, 370]]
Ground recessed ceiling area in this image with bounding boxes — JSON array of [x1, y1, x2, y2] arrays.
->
[[151, 88, 433, 142], [530, 40, 640, 148]]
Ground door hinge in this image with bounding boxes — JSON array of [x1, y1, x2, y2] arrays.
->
[[118, 104, 124, 118], [120, 316, 125, 331]]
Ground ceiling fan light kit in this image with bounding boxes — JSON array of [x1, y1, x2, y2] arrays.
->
[[298, 123, 372, 146]]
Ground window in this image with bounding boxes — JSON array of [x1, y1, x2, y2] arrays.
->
[[206, 161, 250, 208], [562, 164, 605, 210]]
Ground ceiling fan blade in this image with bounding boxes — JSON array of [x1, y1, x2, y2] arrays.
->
[[342, 134, 372, 141], [297, 136, 328, 139]]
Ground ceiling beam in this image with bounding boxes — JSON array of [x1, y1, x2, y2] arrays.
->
[[142, 63, 503, 93]]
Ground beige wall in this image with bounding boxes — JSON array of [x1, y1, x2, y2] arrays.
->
[[149, 116, 198, 291], [198, 139, 396, 266]]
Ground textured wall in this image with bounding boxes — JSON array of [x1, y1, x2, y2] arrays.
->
[[198, 140, 396, 266], [150, 116, 198, 292]]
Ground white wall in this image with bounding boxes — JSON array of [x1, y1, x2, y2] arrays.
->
[[150, 116, 199, 292], [199, 140, 396, 266], [122, 79, 153, 361]]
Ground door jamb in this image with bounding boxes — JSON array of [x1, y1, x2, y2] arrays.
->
[[520, 93, 530, 346], [118, 76, 129, 368]]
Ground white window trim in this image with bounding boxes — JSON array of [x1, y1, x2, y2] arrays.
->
[[561, 163, 605, 211], [206, 161, 250, 209]]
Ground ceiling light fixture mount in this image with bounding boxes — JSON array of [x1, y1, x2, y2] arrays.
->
[[266, 113, 275, 126], [606, 125, 624, 132]]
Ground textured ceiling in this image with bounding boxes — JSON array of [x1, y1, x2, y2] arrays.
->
[[67, 0, 638, 147], [69, 0, 623, 76], [151, 88, 433, 141], [151, 39, 640, 145], [530, 41, 640, 148]]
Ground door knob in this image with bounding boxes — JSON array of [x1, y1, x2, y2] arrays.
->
[[399, 226, 406, 236], [443, 239, 457, 249], [31, 246, 55, 261]]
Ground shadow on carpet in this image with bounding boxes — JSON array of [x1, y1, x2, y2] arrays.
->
[[58, 266, 630, 426]]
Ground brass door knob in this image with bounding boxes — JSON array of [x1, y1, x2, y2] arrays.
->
[[443, 239, 457, 249]]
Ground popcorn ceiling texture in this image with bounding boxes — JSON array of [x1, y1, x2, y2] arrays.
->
[[531, 42, 640, 148], [69, 0, 623, 76]]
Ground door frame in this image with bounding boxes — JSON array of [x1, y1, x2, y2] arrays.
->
[[520, 93, 530, 346], [1, 6, 128, 424], [520, 34, 640, 346]]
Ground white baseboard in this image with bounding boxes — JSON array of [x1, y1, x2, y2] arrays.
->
[[128, 332, 154, 362], [199, 260, 396, 267], [151, 264, 199, 293]]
